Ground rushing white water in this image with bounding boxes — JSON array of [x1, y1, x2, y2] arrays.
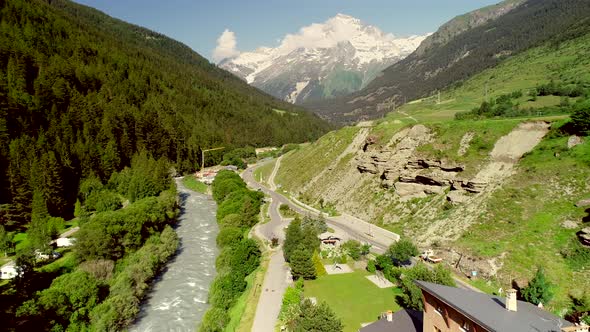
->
[[130, 179, 218, 332]]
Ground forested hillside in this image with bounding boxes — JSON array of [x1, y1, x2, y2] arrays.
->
[[0, 0, 330, 224], [306, 0, 590, 124]]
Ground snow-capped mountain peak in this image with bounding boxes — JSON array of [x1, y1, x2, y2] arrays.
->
[[218, 14, 429, 103]]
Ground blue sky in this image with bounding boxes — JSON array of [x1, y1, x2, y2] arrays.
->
[[75, 0, 502, 61]]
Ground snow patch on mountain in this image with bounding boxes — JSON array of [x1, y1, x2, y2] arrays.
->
[[218, 14, 429, 103], [287, 81, 310, 103]]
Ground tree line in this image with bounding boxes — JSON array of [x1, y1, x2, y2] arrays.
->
[[455, 81, 590, 120], [0, 0, 330, 232], [3, 153, 179, 331], [199, 170, 263, 332]]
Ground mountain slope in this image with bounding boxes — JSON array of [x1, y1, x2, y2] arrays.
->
[[219, 14, 428, 104], [0, 0, 330, 220], [307, 0, 590, 124], [274, 29, 590, 311]]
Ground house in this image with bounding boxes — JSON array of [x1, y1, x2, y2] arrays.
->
[[360, 280, 580, 332], [360, 309, 423, 332], [56, 237, 75, 247], [1, 261, 19, 280]]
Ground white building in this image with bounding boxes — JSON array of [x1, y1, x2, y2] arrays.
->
[[1, 261, 19, 280], [56, 237, 75, 247]]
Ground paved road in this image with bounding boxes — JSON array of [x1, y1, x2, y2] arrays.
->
[[59, 226, 79, 238], [244, 159, 481, 299], [243, 163, 398, 254], [246, 159, 401, 332]]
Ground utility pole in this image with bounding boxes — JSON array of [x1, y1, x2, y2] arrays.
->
[[201, 147, 225, 170]]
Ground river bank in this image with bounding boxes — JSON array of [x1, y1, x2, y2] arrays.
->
[[130, 179, 218, 332]]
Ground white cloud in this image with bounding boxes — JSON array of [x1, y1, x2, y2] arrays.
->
[[275, 14, 394, 55], [212, 29, 240, 62]]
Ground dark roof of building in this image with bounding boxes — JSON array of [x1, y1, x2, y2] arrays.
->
[[415, 280, 573, 332], [359, 309, 423, 332]]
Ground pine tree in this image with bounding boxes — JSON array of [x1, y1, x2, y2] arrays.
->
[[290, 245, 316, 280], [522, 267, 554, 305], [293, 299, 343, 332]]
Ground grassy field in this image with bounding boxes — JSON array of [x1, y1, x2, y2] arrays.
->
[[254, 160, 276, 187], [181, 175, 208, 194], [456, 131, 590, 310], [13, 232, 29, 251], [391, 32, 590, 123], [277, 127, 360, 192], [37, 251, 77, 274], [304, 270, 402, 332]]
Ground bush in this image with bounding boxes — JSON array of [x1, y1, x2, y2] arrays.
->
[[521, 267, 554, 305], [386, 239, 419, 266], [366, 259, 376, 273], [216, 227, 243, 248], [312, 250, 327, 276], [342, 240, 362, 261], [571, 101, 590, 135], [398, 264, 455, 310], [208, 272, 247, 310], [199, 307, 230, 332], [292, 299, 343, 332]]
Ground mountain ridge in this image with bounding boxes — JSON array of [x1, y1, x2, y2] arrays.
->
[[305, 0, 590, 124], [219, 14, 428, 104]]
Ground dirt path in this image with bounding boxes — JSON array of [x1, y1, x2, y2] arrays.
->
[[399, 110, 418, 123], [418, 121, 551, 243], [268, 156, 282, 191], [59, 226, 79, 238], [472, 121, 550, 185]]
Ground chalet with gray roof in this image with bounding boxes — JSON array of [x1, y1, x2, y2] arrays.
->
[[359, 280, 585, 332]]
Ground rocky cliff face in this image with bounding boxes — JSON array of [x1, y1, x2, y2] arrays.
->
[[355, 122, 550, 206]]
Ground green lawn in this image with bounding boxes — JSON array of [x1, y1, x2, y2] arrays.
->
[[254, 160, 276, 186], [13, 232, 29, 251], [37, 251, 77, 274], [181, 175, 208, 194], [304, 270, 402, 332]]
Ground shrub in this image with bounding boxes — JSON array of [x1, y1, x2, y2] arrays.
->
[[398, 264, 455, 310], [312, 250, 327, 276], [216, 227, 243, 248], [199, 307, 230, 332], [571, 101, 590, 135], [386, 239, 419, 266], [208, 272, 247, 310], [292, 299, 343, 332], [366, 259, 376, 273], [521, 267, 554, 306], [342, 240, 362, 261]]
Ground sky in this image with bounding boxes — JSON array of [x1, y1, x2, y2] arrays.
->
[[74, 0, 502, 62]]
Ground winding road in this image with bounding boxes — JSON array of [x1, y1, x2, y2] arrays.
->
[[244, 157, 482, 331], [243, 159, 400, 332]]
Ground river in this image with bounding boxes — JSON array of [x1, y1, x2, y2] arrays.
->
[[130, 179, 218, 332]]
